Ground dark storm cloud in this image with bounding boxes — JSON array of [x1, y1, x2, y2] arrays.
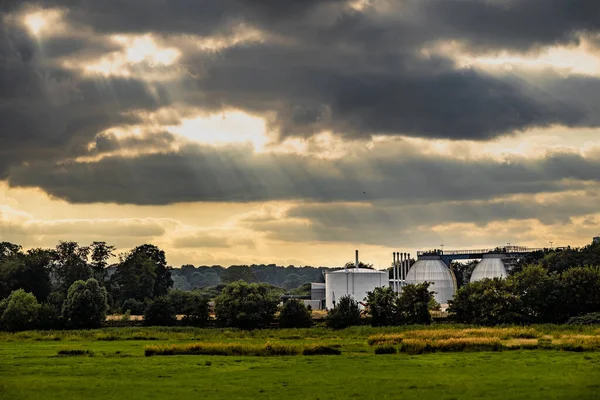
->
[[189, 43, 582, 140], [7, 142, 600, 205], [0, 21, 171, 177], [2, 0, 600, 204]]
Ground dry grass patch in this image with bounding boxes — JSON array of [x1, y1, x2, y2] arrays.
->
[[145, 342, 300, 357], [399, 338, 503, 354]]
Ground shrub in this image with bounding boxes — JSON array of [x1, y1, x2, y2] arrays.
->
[[279, 300, 312, 328], [374, 345, 397, 355], [396, 282, 434, 325], [178, 292, 210, 327], [37, 302, 63, 330], [302, 345, 342, 356], [325, 295, 362, 329], [0, 289, 40, 331], [365, 287, 397, 327], [144, 296, 176, 326], [57, 349, 94, 356], [121, 298, 145, 315], [62, 279, 108, 329], [214, 281, 279, 329], [567, 312, 600, 325], [121, 310, 131, 322]]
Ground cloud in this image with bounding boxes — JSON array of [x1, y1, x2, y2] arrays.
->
[[5, 140, 600, 205], [0, 203, 175, 248], [0, 20, 171, 176], [171, 229, 256, 249]]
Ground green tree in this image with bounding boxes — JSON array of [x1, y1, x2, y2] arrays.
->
[[54, 241, 91, 294], [279, 299, 312, 328], [0, 248, 52, 302], [89, 241, 115, 283], [326, 295, 362, 329], [221, 266, 256, 284], [214, 281, 279, 329], [0, 289, 40, 331], [557, 266, 600, 321], [144, 296, 177, 326], [395, 282, 434, 325], [365, 286, 397, 326], [111, 245, 173, 305], [508, 265, 560, 323], [121, 298, 145, 315], [448, 278, 523, 325], [0, 242, 22, 261], [62, 278, 108, 329]]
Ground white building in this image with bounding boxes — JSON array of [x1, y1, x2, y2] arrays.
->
[[325, 268, 388, 309]]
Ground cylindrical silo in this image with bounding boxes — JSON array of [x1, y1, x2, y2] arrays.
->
[[405, 255, 456, 305], [325, 268, 388, 310], [470, 254, 507, 283]]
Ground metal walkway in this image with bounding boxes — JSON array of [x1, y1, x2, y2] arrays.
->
[[417, 246, 569, 268]]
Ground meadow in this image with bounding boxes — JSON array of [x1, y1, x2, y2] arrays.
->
[[1, 325, 599, 399]]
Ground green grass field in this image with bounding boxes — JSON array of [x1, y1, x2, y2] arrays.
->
[[1, 326, 599, 399]]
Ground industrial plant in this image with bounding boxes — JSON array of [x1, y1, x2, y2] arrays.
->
[[311, 245, 564, 310]]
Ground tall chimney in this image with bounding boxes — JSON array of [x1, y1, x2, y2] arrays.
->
[[355, 249, 359, 270], [405, 253, 410, 281]]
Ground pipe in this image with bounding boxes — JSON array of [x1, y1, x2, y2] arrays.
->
[[392, 252, 397, 292], [400, 252, 405, 290], [355, 249, 359, 270], [406, 253, 410, 283]]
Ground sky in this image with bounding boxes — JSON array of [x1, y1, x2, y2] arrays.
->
[[1, 0, 600, 269]]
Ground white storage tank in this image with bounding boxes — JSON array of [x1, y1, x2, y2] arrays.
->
[[405, 256, 456, 305], [470, 254, 507, 283], [325, 268, 388, 310]]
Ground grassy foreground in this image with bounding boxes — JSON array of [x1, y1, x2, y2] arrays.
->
[[1, 325, 599, 399]]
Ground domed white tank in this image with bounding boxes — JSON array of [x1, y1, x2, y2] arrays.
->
[[405, 256, 456, 305], [325, 268, 388, 310], [470, 254, 507, 283]]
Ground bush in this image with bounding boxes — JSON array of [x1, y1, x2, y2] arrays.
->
[[62, 279, 108, 329], [567, 312, 600, 325], [144, 296, 177, 326], [121, 298, 145, 315], [57, 349, 94, 357], [279, 300, 312, 328], [181, 293, 210, 327], [214, 281, 279, 329], [325, 295, 362, 329], [365, 287, 397, 327], [374, 345, 397, 355], [302, 345, 342, 356], [0, 289, 40, 331], [37, 302, 64, 330]]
